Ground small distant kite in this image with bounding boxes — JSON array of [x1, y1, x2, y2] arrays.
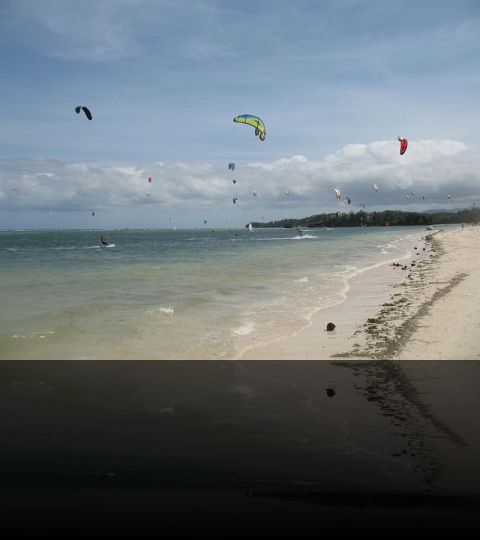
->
[[233, 114, 266, 141], [92, 211, 95, 216], [147, 192, 150, 196], [75, 106, 92, 121], [11, 188, 19, 195], [204, 219, 207, 224], [333, 188, 341, 200], [373, 183, 379, 191], [398, 136, 408, 155], [358, 203, 365, 209], [148, 177, 152, 183], [233, 197, 238, 204], [253, 191, 257, 196], [447, 194, 452, 199], [285, 190, 289, 195], [344, 197, 351, 204], [228, 163, 235, 171], [232, 179, 237, 184]]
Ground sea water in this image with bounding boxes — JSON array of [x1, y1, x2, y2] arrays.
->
[[0, 226, 438, 359]]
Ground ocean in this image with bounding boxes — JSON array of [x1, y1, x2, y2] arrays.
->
[[0, 225, 439, 360]]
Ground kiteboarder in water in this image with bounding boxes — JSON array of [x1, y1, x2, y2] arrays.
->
[[100, 236, 109, 246]]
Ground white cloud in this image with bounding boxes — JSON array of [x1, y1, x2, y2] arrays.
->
[[2, 139, 478, 227]]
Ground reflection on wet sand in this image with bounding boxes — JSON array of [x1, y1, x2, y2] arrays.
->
[[1, 360, 479, 532]]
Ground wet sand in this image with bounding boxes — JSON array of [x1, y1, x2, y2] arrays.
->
[[1, 359, 479, 532]]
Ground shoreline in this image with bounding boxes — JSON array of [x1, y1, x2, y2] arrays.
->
[[238, 225, 480, 360]]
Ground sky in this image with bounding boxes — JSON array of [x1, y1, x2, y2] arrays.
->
[[1, 0, 480, 230]]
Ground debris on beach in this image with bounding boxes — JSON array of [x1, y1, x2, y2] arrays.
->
[[331, 232, 450, 360], [326, 388, 336, 397], [326, 322, 336, 331]]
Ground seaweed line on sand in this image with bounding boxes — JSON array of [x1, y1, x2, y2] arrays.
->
[[331, 232, 467, 360], [330, 360, 468, 492]]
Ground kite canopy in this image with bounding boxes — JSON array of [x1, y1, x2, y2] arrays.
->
[[398, 136, 408, 155], [228, 163, 235, 171], [233, 114, 266, 141], [333, 188, 341, 200], [75, 106, 92, 120], [373, 183, 379, 191]]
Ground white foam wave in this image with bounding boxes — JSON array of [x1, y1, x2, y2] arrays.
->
[[160, 406, 174, 414], [12, 330, 55, 339], [234, 321, 255, 335], [147, 306, 174, 315], [294, 233, 317, 239]]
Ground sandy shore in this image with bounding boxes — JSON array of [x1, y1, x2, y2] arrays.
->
[[238, 225, 480, 360]]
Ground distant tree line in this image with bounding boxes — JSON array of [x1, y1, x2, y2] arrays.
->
[[248, 208, 480, 229]]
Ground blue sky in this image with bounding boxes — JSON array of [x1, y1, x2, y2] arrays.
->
[[1, 0, 480, 229]]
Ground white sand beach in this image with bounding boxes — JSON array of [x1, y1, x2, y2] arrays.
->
[[238, 225, 480, 360]]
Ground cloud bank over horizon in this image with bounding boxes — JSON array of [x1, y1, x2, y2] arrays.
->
[[2, 138, 478, 229], [1, 1, 479, 228]]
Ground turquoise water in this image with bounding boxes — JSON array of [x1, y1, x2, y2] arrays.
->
[[0, 226, 437, 359]]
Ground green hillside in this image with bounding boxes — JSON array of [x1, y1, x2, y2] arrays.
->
[[248, 208, 480, 229]]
